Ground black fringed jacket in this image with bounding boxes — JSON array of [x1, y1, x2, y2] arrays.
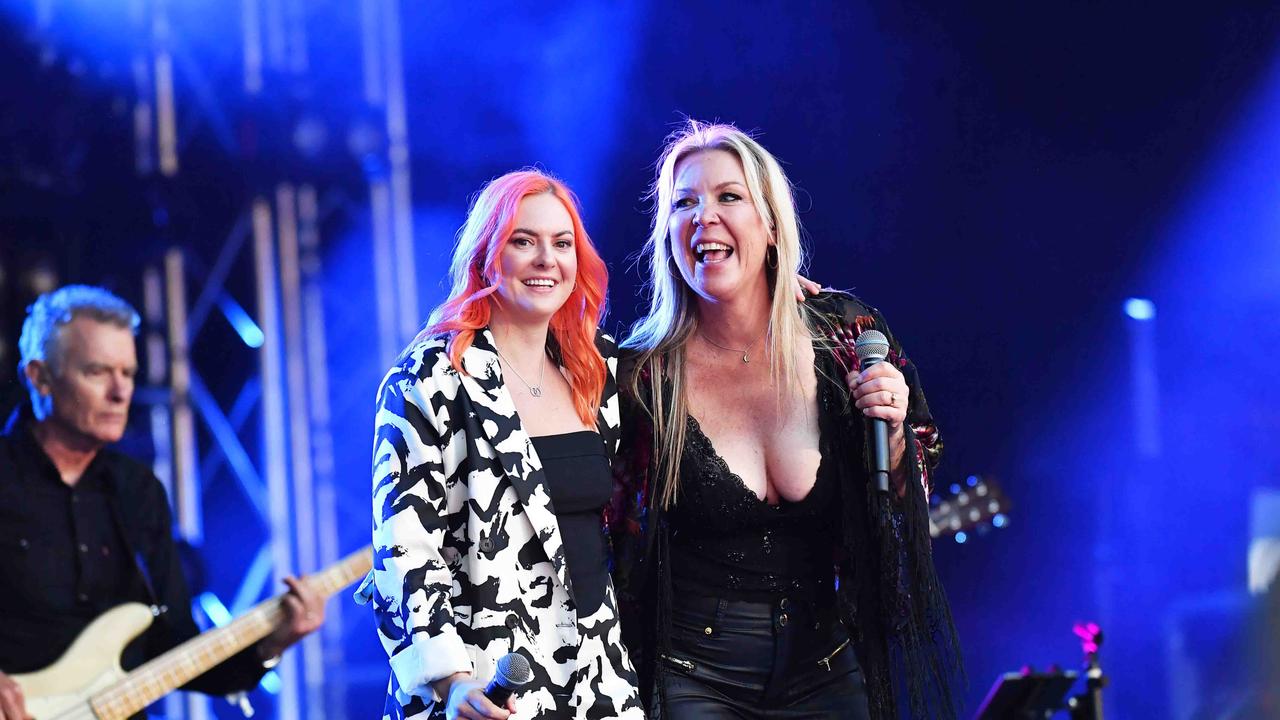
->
[[608, 291, 964, 719]]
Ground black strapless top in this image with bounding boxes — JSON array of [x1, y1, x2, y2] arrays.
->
[[531, 430, 611, 616], [666, 415, 839, 602]]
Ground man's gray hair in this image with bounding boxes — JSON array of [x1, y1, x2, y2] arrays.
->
[[18, 284, 141, 384]]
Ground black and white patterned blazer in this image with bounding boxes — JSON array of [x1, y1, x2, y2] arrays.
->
[[358, 328, 642, 720]]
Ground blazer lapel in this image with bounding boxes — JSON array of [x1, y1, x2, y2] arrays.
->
[[458, 330, 573, 597]]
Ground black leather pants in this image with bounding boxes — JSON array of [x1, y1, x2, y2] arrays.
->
[[657, 592, 870, 719]]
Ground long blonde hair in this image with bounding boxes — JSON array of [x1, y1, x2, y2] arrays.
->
[[623, 120, 815, 508]]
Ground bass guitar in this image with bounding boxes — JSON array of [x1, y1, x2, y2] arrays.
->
[[13, 545, 371, 720]]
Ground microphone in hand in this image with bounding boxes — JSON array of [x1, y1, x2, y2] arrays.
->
[[484, 652, 532, 706], [854, 329, 892, 494]]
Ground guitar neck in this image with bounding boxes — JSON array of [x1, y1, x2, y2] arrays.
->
[[87, 545, 372, 720]]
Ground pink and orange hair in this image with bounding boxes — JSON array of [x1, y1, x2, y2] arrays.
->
[[421, 169, 608, 427]]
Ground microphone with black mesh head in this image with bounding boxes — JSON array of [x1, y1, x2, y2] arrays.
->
[[854, 330, 892, 494], [484, 652, 532, 706]]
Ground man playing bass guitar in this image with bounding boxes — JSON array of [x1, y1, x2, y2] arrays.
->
[[0, 286, 325, 720]]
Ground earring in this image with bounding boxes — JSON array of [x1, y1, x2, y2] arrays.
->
[[766, 245, 779, 270]]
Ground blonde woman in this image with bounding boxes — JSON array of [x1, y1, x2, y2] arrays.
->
[[361, 170, 642, 719], [610, 121, 963, 719]]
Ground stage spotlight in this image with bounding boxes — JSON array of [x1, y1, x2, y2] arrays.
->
[[1124, 297, 1156, 320]]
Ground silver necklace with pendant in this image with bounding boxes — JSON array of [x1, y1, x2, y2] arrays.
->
[[495, 347, 547, 397]]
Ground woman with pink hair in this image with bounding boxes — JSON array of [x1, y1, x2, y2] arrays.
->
[[360, 169, 642, 720]]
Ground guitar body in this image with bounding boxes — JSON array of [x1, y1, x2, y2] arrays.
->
[[13, 603, 154, 719], [6, 545, 371, 720]]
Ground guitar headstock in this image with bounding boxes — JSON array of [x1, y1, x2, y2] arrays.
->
[[929, 475, 1010, 542]]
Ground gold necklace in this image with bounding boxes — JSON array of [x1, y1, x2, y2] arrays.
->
[[698, 326, 767, 364]]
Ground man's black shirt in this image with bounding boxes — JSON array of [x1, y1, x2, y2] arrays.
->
[[0, 404, 265, 695], [0, 414, 135, 671]]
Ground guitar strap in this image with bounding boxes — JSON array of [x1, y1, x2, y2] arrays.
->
[[103, 471, 173, 630]]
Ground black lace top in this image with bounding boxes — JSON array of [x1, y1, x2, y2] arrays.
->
[[667, 416, 839, 602], [611, 292, 964, 720]]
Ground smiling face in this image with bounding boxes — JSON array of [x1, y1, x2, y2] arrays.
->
[[668, 149, 773, 304], [27, 315, 138, 449], [491, 191, 579, 326]]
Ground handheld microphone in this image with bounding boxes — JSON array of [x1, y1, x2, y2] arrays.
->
[[483, 652, 532, 706], [854, 330, 892, 494]]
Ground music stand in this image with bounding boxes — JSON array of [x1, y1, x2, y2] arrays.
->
[[974, 670, 1079, 720]]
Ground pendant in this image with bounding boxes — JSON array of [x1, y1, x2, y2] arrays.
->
[[529, 386, 543, 397], [742, 353, 750, 364]]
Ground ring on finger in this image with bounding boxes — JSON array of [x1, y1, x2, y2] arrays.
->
[[889, 391, 898, 407]]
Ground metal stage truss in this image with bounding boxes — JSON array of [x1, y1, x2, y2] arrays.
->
[[11, 0, 422, 717]]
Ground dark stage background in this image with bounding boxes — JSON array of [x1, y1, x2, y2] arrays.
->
[[2, 2, 1279, 718]]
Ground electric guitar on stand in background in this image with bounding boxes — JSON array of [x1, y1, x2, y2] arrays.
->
[[929, 475, 1010, 541]]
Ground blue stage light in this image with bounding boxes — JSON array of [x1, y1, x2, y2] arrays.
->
[[218, 295, 265, 348], [260, 671, 282, 694], [1124, 297, 1156, 320], [197, 592, 233, 626], [993, 513, 1009, 528], [955, 531, 968, 544]]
